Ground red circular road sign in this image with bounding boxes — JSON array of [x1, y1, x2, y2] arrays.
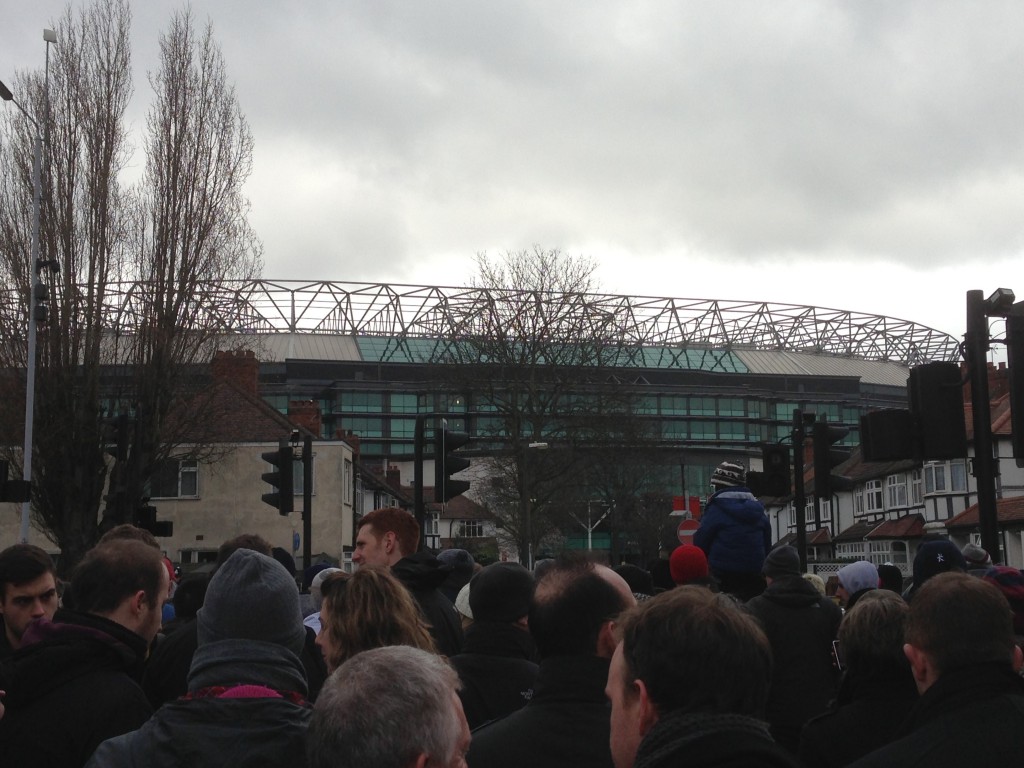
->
[[676, 518, 699, 544]]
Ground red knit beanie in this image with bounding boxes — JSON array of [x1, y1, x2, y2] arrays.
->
[[669, 545, 709, 585]]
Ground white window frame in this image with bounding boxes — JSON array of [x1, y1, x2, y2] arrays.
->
[[151, 459, 199, 499], [864, 479, 883, 513], [886, 474, 907, 509]]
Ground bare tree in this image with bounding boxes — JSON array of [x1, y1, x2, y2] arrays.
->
[[0, 0, 134, 564], [432, 247, 632, 562], [0, 0, 260, 571], [107, 9, 262, 527]]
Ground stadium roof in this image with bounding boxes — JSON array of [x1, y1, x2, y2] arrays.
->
[[99, 279, 960, 368]]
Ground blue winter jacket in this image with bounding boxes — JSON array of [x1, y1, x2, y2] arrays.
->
[[693, 487, 772, 574]]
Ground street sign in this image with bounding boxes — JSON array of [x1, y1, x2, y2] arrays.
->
[[676, 518, 699, 544]]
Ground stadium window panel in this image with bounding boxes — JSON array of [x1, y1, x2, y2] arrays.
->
[[390, 419, 416, 439], [338, 392, 384, 413], [774, 402, 799, 421], [690, 397, 716, 416], [662, 421, 688, 439], [691, 421, 717, 440], [637, 396, 658, 415], [661, 396, 687, 415], [341, 417, 384, 437], [719, 398, 745, 417], [390, 393, 419, 413], [476, 416, 507, 439], [719, 422, 746, 441]]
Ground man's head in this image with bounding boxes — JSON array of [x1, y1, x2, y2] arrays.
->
[[0, 544, 58, 649], [468, 562, 534, 625], [761, 544, 801, 583], [71, 539, 168, 644], [98, 523, 161, 550], [307, 645, 470, 768], [606, 586, 772, 768], [911, 539, 966, 592], [197, 548, 305, 657], [836, 560, 878, 606], [216, 533, 272, 568], [903, 571, 1022, 694], [838, 589, 909, 674], [353, 507, 419, 567], [528, 557, 635, 660]]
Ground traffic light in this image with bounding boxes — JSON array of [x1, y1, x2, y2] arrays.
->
[[133, 504, 173, 537], [434, 427, 470, 503], [262, 438, 294, 515], [812, 418, 852, 499], [860, 409, 916, 462], [33, 282, 49, 324], [1006, 311, 1024, 466], [103, 414, 130, 463], [758, 444, 791, 497], [908, 362, 967, 460], [0, 459, 31, 503]]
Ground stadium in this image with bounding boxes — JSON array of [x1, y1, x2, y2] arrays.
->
[[184, 279, 959, 493]]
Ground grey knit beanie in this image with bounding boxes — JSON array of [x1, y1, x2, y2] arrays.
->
[[837, 560, 878, 595], [197, 548, 305, 656], [762, 545, 801, 579]]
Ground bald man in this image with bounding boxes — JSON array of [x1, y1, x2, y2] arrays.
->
[[468, 557, 635, 768]]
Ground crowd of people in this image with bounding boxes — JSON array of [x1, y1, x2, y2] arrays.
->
[[0, 462, 1023, 767]]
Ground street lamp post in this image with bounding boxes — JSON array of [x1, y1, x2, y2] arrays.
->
[[0, 29, 57, 543]]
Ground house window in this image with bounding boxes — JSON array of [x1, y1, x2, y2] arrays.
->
[[950, 460, 967, 492], [911, 470, 923, 505], [343, 458, 353, 504], [457, 520, 484, 538], [864, 480, 883, 513], [886, 474, 907, 509], [924, 460, 967, 494], [150, 459, 198, 499]]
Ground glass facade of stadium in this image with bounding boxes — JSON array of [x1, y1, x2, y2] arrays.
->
[[219, 280, 961, 496]]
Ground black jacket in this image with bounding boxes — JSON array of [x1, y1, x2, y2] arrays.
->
[[392, 552, 464, 657], [450, 621, 539, 729], [86, 638, 312, 768], [467, 655, 615, 768], [634, 710, 799, 768], [0, 610, 153, 768], [850, 663, 1024, 768], [744, 575, 842, 753], [798, 664, 919, 768]]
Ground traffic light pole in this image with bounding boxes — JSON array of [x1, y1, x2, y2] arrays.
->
[[966, 290, 1000, 561], [303, 435, 312, 571], [792, 410, 808, 572]]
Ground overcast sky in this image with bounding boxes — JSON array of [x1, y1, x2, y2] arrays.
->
[[4, 1, 1023, 344]]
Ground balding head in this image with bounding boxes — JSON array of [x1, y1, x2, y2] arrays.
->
[[529, 557, 634, 660]]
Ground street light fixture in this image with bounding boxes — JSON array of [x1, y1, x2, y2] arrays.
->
[[0, 28, 57, 543]]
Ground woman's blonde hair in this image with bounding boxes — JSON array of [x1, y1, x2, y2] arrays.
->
[[319, 566, 436, 670]]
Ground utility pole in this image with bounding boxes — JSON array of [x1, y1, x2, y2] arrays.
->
[[792, 410, 808, 571], [965, 290, 1004, 560]]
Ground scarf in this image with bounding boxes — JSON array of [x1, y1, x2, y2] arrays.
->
[[635, 709, 773, 768]]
